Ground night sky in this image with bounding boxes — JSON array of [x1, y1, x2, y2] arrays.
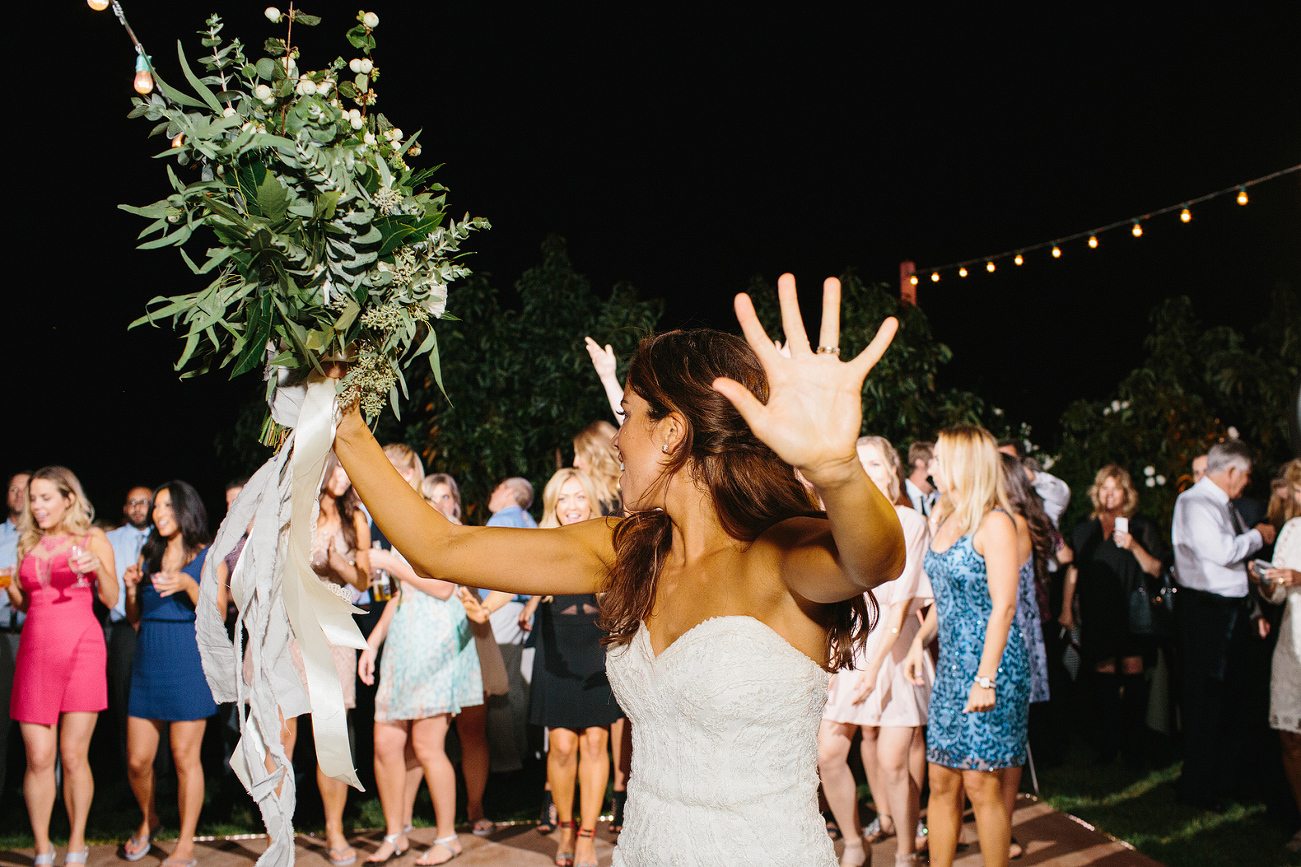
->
[[10, 3, 1300, 521]]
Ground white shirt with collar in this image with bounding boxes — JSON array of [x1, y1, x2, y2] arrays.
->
[[1172, 476, 1263, 598], [1031, 470, 1071, 529], [904, 478, 936, 517], [105, 523, 152, 623], [0, 517, 22, 627]]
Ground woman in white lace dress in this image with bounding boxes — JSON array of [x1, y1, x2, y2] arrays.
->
[[335, 275, 906, 866], [1257, 459, 1301, 854]]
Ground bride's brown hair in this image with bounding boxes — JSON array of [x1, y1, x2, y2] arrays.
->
[[598, 329, 875, 671]]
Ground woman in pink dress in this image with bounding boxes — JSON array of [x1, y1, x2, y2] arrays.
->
[[6, 466, 118, 866], [818, 437, 932, 867]]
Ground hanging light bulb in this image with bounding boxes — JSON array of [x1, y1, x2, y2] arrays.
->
[[1180, 207, 1192, 223], [1088, 235, 1099, 249], [930, 272, 940, 282], [985, 261, 995, 273], [1236, 186, 1248, 205], [1051, 245, 1062, 258], [171, 133, 185, 148], [133, 54, 154, 94], [1014, 253, 1024, 266], [959, 267, 968, 278], [87, 0, 110, 9], [909, 275, 919, 286], [1131, 221, 1143, 237]]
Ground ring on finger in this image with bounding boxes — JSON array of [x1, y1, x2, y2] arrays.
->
[[816, 346, 840, 355]]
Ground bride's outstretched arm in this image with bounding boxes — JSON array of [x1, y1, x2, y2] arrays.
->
[[714, 274, 905, 603], [334, 407, 614, 595]]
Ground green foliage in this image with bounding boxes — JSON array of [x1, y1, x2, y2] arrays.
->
[[745, 270, 1007, 448], [1051, 286, 1301, 532], [122, 11, 487, 427], [389, 236, 662, 520]]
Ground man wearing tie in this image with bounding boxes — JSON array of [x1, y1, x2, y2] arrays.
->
[[1171, 440, 1277, 807], [103, 485, 154, 772], [903, 441, 937, 515]]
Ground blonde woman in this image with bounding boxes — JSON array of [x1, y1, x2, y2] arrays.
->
[[903, 427, 1028, 867], [1257, 460, 1301, 853], [8, 467, 118, 866], [572, 422, 622, 516], [818, 437, 931, 867]]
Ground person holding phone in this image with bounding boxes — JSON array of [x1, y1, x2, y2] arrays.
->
[[1059, 465, 1165, 765], [7, 467, 117, 867]]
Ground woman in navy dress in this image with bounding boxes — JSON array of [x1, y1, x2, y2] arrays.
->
[[905, 427, 1029, 867], [122, 481, 215, 866]]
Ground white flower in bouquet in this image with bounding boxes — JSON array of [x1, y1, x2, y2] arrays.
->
[[349, 58, 363, 73], [254, 83, 273, 100], [363, 11, 379, 28], [359, 58, 374, 74], [1156, 475, 1166, 486], [264, 6, 281, 22], [1144, 465, 1155, 476]]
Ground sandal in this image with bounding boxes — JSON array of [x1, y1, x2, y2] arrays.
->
[[328, 846, 358, 867], [365, 834, 405, 865], [863, 816, 896, 843], [824, 811, 842, 840], [839, 839, 867, 867], [65, 850, 90, 866], [160, 860, 197, 867], [34, 850, 55, 867], [416, 835, 460, 866], [537, 790, 557, 834], [554, 820, 575, 867], [471, 818, 494, 836], [609, 790, 626, 834], [1009, 835, 1024, 860], [575, 827, 599, 867], [123, 830, 155, 862]]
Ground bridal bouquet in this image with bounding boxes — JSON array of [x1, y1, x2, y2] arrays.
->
[[124, 8, 487, 434]]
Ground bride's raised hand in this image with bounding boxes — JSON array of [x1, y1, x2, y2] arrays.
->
[[713, 273, 897, 486]]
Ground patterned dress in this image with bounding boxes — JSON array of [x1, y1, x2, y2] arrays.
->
[[1014, 556, 1050, 704], [924, 531, 1031, 770], [375, 583, 482, 722]]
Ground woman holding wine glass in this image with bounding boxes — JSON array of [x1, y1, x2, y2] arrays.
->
[[7, 466, 118, 866]]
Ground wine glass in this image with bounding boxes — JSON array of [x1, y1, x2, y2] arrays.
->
[[69, 544, 90, 587]]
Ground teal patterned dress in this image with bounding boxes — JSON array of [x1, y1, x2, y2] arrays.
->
[[375, 584, 483, 722]]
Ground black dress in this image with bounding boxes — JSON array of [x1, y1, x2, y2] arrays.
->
[[1071, 515, 1165, 664], [529, 594, 623, 730]]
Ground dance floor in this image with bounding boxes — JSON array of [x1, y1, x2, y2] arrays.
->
[[0, 796, 1162, 866]]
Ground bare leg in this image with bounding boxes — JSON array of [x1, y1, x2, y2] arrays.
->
[[169, 719, 208, 862], [370, 721, 411, 862], [58, 712, 99, 853], [20, 723, 59, 858], [859, 725, 895, 836], [817, 720, 865, 865], [317, 766, 353, 858], [962, 769, 1010, 867], [878, 726, 919, 858], [410, 715, 461, 865], [1280, 731, 1301, 820], [909, 727, 927, 849], [549, 728, 580, 861], [126, 717, 163, 851], [999, 766, 1023, 858], [575, 727, 609, 866], [401, 737, 422, 828], [611, 717, 631, 791], [925, 764, 964, 867], [455, 704, 490, 824]]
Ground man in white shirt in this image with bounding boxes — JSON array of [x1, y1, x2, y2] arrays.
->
[[903, 442, 936, 516], [0, 471, 29, 796], [103, 485, 154, 775], [1171, 440, 1276, 808]]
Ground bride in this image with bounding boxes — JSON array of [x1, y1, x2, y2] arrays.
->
[[335, 274, 905, 866]]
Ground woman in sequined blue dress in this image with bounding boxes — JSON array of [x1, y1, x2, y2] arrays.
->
[[904, 426, 1029, 867]]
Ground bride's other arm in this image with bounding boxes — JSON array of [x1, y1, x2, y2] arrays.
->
[[334, 406, 614, 596]]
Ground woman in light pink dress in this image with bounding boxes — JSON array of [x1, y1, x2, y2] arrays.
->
[[818, 437, 932, 867]]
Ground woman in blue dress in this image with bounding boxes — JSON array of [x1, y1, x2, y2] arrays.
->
[[122, 481, 216, 867], [904, 427, 1030, 867]]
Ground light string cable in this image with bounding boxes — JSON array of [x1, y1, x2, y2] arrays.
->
[[914, 163, 1301, 282], [89, 0, 172, 105]]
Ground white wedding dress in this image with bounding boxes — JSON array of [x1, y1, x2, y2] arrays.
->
[[606, 616, 837, 866]]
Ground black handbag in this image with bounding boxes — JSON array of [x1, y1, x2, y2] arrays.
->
[[1129, 566, 1176, 637]]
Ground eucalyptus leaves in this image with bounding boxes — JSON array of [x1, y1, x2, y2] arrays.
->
[[124, 9, 488, 430]]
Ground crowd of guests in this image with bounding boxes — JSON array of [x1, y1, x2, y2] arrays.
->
[[2, 369, 1299, 864]]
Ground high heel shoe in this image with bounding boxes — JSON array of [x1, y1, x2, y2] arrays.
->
[[838, 839, 867, 867], [608, 790, 626, 834], [33, 849, 54, 867], [537, 790, 557, 834], [416, 835, 460, 865], [553, 820, 575, 867], [64, 849, 89, 866], [365, 833, 406, 865], [575, 827, 599, 867]]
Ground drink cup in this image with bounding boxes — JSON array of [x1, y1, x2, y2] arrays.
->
[[1114, 517, 1129, 535], [0, 566, 12, 590]]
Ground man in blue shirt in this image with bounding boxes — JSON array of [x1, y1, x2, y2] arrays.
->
[[0, 471, 30, 796], [103, 485, 154, 775]]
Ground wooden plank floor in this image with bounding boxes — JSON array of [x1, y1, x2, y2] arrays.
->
[[0, 796, 1161, 867]]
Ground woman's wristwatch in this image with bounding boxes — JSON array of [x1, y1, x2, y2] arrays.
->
[[975, 675, 996, 690]]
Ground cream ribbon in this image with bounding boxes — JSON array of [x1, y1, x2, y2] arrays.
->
[[281, 376, 368, 789]]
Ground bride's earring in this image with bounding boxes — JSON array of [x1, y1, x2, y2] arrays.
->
[[661, 444, 669, 453]]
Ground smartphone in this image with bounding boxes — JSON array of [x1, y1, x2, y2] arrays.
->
[[1114, 517, 1129, 534], [1251, 559, 1275, 577]]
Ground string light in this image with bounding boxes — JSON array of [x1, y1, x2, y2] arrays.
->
[[87, 0, 110, 9], [909, 274, 918, 286], [172, 133, 185, 148], [133, 53, 154, 94], [911, 164, 1298, 285]]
